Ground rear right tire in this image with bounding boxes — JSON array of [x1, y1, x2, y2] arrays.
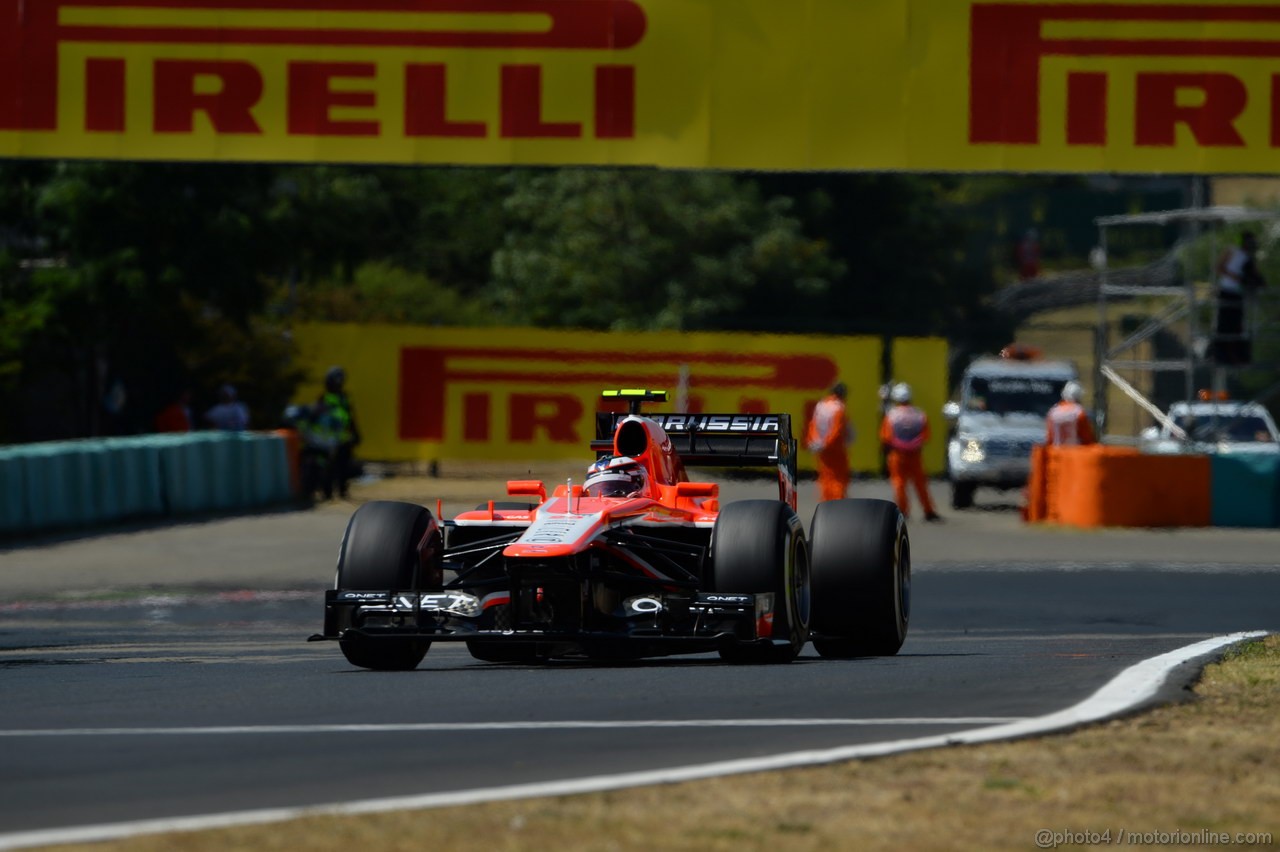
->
[[951, 481, 976, 510]]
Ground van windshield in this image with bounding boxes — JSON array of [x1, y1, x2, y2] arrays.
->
[[964, 377, 1068, 417]]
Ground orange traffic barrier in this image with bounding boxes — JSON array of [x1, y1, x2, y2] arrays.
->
[[1025, 444, 1049, 522], [1038, 445, 1210, 528]]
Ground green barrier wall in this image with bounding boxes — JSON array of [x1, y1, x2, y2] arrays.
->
[[1210, 454, 1280, 529], [0, 447, 28, 534], [1, 432, 295, 536]]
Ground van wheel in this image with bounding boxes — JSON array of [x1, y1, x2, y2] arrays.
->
[[951, 482, 976, 510]]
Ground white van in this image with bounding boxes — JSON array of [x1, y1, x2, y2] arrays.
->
[[942, 357, 1079, 509]]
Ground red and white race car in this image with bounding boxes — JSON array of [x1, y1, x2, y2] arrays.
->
[[313, 390, 910, 669]]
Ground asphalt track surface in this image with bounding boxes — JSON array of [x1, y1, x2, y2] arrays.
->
[[1, 477, 1277, 844]]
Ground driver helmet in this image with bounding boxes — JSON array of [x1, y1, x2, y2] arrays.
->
[[890, 382, 912, 403], [584, 455, 649, 498]]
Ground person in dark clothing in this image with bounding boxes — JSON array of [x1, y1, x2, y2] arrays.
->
[[315, 366, 361, 499], [1215, 232, 1266, 365]]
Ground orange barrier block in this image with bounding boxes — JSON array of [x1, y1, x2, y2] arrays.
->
[[1046, 445, 1210, 528], [1024, 445, 1048, 522]]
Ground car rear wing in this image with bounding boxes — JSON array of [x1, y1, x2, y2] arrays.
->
[[592, 392, 799, 508]]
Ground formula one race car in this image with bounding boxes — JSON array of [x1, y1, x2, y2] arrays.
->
[[311, 390, 910, 669]]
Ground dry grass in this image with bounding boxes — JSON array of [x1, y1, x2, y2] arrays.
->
[[45, 636, 1279, 852]]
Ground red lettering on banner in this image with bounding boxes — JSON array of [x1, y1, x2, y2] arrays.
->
[[463, 393, 490, 442], [1135, 72, 1246, 147], [397, 346, 838, 443], [1066, 72, 1107, 146], [288, 62, 378, 136], [501, 65, 580, 138], [1273, 75, 1280, 148], [0, 1, 646, 137], [595, 66, 635, 139], [970, 3, 1280, 148], [405, 64, 486, 138], [155, 60, 263, 134], [510, 394, 583, 443], [85, 58, 125, 132]]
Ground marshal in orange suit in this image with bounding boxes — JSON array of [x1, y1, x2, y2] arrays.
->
[[805, 382, 854, 502]]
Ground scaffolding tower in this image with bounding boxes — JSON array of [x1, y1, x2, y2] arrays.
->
[[1094, 206, 1279, 443]]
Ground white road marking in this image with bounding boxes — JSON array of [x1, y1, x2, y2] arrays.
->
[[0, 631, 1266, 851], [0, 718, 1026, 737]]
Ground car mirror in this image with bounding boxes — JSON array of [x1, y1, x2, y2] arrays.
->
[[675, 481, 718, 498], [507, 480, 547, 502], [942, 401, 961, 421]]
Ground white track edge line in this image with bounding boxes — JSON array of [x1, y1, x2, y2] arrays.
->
[[0, 630, 1265, 851], [0, 718, 1027, 737]]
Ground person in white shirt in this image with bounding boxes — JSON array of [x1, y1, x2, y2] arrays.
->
[[204, 384, 250, 431]]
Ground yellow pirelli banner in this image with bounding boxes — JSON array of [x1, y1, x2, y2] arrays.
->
[[3, 0, 1278, 175], [293, 323, 946, 473]]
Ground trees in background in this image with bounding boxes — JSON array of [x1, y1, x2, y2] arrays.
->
[[0, 161, 1005, 442], [490, 169, 843, 331]]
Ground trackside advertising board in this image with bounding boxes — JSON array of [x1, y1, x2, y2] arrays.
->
[[4, 0, 1279, 174], [292, 324, 946, 474]]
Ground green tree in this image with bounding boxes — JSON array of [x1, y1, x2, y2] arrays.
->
[[286, 260, 497, 326], [756, 173, 1005, 341], [489, 169, 843, 331], [1, 161, 303, 439]]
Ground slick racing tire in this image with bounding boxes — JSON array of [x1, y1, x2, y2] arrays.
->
[[711, 500, 811, 664], [808, 498, 910, 657], [335, 500, 440, 671]]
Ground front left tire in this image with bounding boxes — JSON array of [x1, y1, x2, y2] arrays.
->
[[710, 500, 811, 664]]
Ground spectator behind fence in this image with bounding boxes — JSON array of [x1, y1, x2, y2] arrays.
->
[[204, 384, 250, 431], [153, 388, 193, 433]]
